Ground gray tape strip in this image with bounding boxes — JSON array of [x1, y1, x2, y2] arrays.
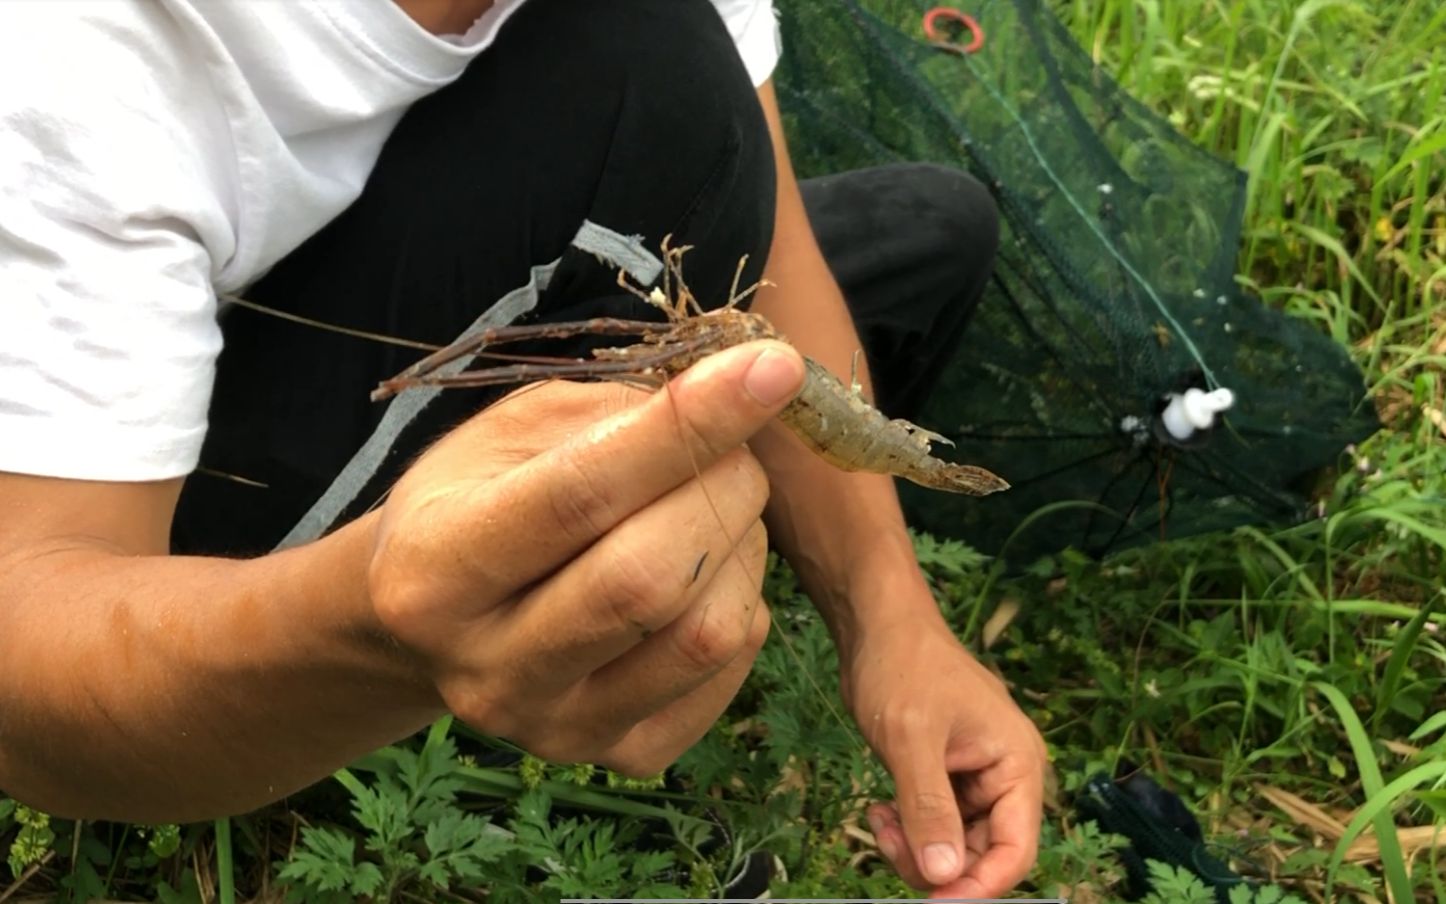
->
[[571, 219, 664, 285], [273, 257, 561, 551]]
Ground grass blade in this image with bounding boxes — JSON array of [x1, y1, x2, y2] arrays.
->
[[1325, 760, 1446, 897], [1315, 681, 1415, 903], [1410, 711, 1446, 742], [213, 818, 235, 904], [1374, 594, 1443, 729]]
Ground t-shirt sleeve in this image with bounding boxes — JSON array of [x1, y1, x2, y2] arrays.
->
[[711, 0, 781, 86], [0, 7, 234, 482]]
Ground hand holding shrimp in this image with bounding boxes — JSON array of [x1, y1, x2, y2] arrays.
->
[[368, 340, 804, 774]]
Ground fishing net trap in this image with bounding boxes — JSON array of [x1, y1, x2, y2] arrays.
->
[[772, 0, 1380, 567]]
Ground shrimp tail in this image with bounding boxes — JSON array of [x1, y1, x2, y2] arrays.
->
[[896, 457, 1011, 495]]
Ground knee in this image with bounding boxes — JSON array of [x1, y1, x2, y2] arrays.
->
[[898, 162, 1000, 279], [887, 164, 999, 335], [804, 161, 999, 298]]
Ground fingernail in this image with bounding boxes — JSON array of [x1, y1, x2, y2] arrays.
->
[[923, 843, 960, 882], [867, 812, 886, 838], [743, 348, 802, 405]]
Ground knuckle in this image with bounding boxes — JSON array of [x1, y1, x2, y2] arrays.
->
[[737, 450, 771, 505], [692, 456, 768, 544], [708, 449, 770, 519], [909, 789, 956, 820], [601, 751, 669, 780], [594, 754, 632, 776], [523, 724, 614, 766], [676, 610, 750, 671], [445, 684, 505, 735], [741, 520, 769, 569], [601, 382, 651, 416], [881, 704, 931, 739], [674, 403, 738, 466], [522, 736, 574, 765], [746, 601, 772, 651], [710, 522, 767, 595], [599, 544, 677, 632], [368, 558, 430, 636], [545, 449, 619, 539], [582, 720, 632, 755], [725, 443, 768, 483]]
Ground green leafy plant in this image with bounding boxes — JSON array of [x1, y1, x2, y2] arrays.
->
[[276, 724, 510, 902]]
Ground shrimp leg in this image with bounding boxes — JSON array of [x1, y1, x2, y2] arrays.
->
[[385, 317, 665, 388], [372, 335, 717, 400]]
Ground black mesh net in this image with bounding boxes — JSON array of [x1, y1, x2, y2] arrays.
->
[[774, 0, 1380, 566]]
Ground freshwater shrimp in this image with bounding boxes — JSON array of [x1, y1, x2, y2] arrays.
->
[[372, 241, 1009, 497]]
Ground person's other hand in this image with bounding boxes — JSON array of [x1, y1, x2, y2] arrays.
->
[[847, 614, 1046, 898], [368, 340, 804, 774]]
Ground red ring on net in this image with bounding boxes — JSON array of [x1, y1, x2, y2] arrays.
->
[[922, 7, 985, 55]]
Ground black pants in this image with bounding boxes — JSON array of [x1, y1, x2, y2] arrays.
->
[[171, 0, 999, 556]]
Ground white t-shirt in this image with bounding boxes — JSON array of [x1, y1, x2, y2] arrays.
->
[[0, 0, 780, 482]]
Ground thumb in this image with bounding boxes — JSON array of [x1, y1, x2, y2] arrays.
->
[[892, 750, 967, 887]]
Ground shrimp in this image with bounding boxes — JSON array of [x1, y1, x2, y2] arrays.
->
[[372, 241, 1009, 497]]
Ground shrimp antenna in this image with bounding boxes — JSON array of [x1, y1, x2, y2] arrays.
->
[[661, 237, 704, 319]]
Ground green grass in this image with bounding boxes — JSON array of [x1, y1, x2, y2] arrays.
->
[[3, 0, 1444, 901]]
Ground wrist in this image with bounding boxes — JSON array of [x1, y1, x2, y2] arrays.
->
[[817, 530, 951, 663], [309, 513, 439, 701]]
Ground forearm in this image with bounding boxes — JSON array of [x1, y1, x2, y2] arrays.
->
[[751, 421, 942, 652], [748, 293, 938, 651], [749, 83, 947, 660], [0, 515, 441, 823]]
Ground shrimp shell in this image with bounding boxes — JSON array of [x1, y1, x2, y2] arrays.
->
[[777, 358, 1009, 496]]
